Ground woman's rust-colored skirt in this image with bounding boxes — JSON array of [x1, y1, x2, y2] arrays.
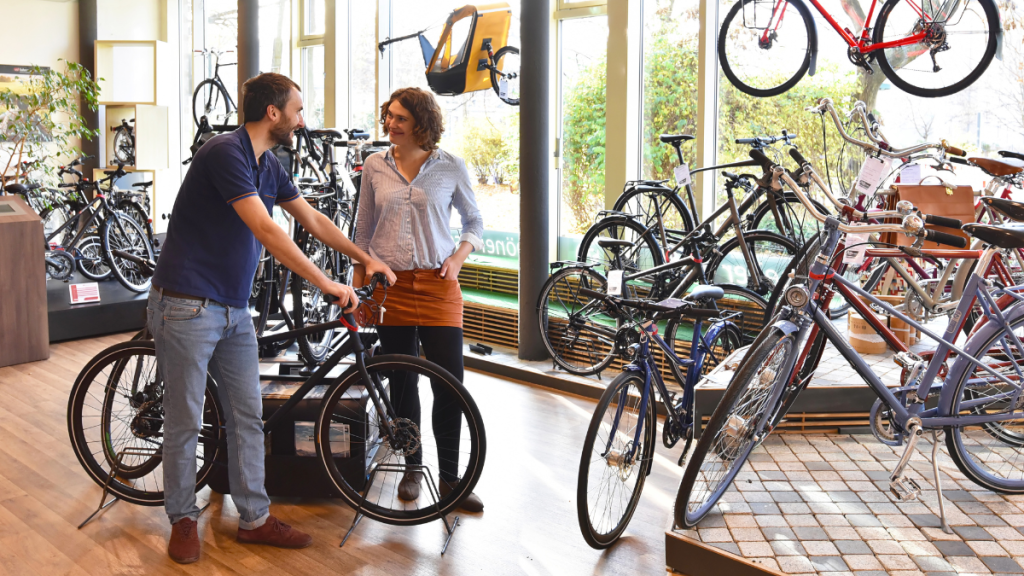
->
[[372, 268, 463, 327]]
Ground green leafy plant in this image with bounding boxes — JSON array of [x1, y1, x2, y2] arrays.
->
[[0, 60, 100, 184]]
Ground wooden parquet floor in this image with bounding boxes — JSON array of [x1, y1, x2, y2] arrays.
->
[[0, 333, 683, 575]]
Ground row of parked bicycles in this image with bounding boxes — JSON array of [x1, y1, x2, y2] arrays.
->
[[3, 156, 157, 292], [555, 97, 1024, 549]]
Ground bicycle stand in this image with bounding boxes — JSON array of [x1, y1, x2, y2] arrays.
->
[[339, 463, 460, 555], [78, 447, 210, 529], [930, 430, 953, 534]]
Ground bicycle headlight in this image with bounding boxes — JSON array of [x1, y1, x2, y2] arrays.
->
[[785, 285, 811, 308]]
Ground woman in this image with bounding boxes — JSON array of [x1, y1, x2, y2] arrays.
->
[[352, 87, 484, 512]]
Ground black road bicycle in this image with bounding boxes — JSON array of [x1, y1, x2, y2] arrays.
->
[[192, 49, 237, 126]]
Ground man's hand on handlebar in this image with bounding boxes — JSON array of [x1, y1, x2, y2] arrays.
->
[[323, 282, 361, 313], [363, 259, 397, 287]]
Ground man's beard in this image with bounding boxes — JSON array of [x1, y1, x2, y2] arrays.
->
[[270, 120, 296, 147]]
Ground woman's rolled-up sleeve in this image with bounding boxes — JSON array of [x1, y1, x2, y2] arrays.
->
[[453, 158, 484, 252]]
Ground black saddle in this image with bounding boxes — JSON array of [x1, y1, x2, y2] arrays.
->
[[981, 197, 1024, 223], [962, 223, 1024, 249], [132, 181, 153, 189], [297, 177, 319, 184], [659, 134, 695, 144], [4, 182, 40, 194], [597, 238, 634, 250], [311, 129, 344, 139], [689, 285, 724, 301]]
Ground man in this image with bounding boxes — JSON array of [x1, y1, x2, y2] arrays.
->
[[149, 72, 396, 564]]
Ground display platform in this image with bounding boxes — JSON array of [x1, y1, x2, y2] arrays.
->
[[47, 277, 147, 342], [668, 432, 1024, 575]]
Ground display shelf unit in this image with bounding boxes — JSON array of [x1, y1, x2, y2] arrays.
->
[[94, 40, 173, 106], [103, 104, 168, 170]]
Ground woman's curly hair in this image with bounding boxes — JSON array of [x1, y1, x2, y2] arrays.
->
[[380, 87, 445, 152]]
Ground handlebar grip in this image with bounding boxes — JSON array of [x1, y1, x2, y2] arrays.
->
[[948, 156, 970, 165], [924, 214, 962, 229], [372, 141, 391, 148], [923, 230, 968, 248], [945, 144, 966, 157], [788, 147, 808, 165], [735, 138, 757, 145], [749, 149, 774, 171]]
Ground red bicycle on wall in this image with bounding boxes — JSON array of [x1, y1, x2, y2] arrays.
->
[[718, 0, 1000, 98]]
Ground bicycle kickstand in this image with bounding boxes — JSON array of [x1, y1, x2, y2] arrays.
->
[[931, 430, 953, 534]]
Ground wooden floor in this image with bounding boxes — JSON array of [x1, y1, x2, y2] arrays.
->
[[0, 333, 685, 575]]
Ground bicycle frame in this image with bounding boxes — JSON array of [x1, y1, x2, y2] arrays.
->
[[764, 0, 930, 54]]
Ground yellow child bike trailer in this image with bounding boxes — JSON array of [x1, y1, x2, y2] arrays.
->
[[378, 3, 521, 105]]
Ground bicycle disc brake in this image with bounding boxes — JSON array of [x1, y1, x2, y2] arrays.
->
[[385, 418, 422, 458]]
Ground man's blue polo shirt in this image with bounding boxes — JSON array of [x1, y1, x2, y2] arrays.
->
[[153, 127, 300, 308]]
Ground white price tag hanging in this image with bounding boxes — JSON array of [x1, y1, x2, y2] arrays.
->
[[498, 77, 508, 99], [842, 225, 869, 267], [899, 163, 922, 184], [607, 270, 623, 296], [674, 163, 691, 187], [854, 156, 892, 194]]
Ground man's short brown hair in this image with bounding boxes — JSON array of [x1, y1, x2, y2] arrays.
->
[[241, 72, 301, 123], [380, 87, 444, 151]]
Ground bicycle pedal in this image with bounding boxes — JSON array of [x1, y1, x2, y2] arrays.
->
[[889, 476, 921, 501]]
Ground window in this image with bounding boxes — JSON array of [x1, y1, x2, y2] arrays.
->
[[259, 0, 291, 77], [558, 15, 609, 253], [302, 45, 326, 129], [349, 2, 378, 134], [201, 0, 239, 107], [304, 0, 326, 38]]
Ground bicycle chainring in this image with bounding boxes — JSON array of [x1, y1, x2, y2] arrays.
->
[[870, 398, 901, 446], [847, 46, 874, 73], [46, 251, 75, 281]]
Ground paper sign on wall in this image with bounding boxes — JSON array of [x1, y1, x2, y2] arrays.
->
[[854, 156, 892, 194], [674, 163, 691, 186], [69, 283, 101, 305]]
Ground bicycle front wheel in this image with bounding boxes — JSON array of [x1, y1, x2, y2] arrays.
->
[[707, 230, 798, 299], [77, 234, 113, 281], [718, 0, 816, 97], [675, 328, 795, 527], [67, 341, 224, 506], [192, 79, 233, 125], [490, 46, 520, 105], [316, 354, 486, 525], [873, 0, 998, 98], [577, 372, 655, 549], [537, 266, 619, 375], [945, 311, 1024, 493]]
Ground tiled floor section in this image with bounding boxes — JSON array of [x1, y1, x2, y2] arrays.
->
[[676, 433, 1024, 575]]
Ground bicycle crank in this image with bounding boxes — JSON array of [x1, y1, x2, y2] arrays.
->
[[888, 416, 924, 501]]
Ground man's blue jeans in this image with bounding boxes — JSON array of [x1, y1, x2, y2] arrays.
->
[[148, 289, 270, 529]]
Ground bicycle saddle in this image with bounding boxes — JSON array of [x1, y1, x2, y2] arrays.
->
[[597, 238, 634, 250], [132, 181, 153, 188], [4, 182, 40, 194], [969, 157, 1024, 177], [311, 129, 344, 139], [999, 150, 1024, 162], [297, 177, 319, 184], [659, 134, 695, 144], [962, 223, 1024, 249], [981, 197, 1024, 223], [689, 285, 724, 301]]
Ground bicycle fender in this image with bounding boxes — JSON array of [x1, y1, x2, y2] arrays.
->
[[772, 318, 800, 336], [940, 300, 1024, 416]]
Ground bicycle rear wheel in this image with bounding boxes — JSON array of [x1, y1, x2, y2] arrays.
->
[[537, 266, 620, 375], [747, 193, 826, 247], [675, 328, 795, 527], [490, 46, 520, 105], [577, 372, 655, 549], [873, 0, 998, 98], [76, 234, 113, 281], [612, 187, 695, 248], [291, 230, 339, 364], [718, 0, 816, 97], [577, 216, 665, 279], [707, 231, 798, 300], [102, 213, 154, 292], [316, 354, 486, 525], [664, 319, 744, 388], [67, 341, 223, 506], [192, 79, 233, 126]]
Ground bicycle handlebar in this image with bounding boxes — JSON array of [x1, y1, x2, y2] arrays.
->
[[323, 273, 390, 327], [924, 214, 963, 229], [809, 98, 954, 158], [923, 229, 969, 248]]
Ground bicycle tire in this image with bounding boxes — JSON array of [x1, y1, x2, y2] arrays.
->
[[192, 79, 233, 126], [944, 308, 1024, 493], [315, 354, 486, 525], [577, 372, 655, 549], [291, 230, 338, 364], [117, 200, 155, 246], [113, 127, 135, 165], [489, 46, 520, 105], [706, 230, 798, 299], [664, 318, 744, 389], [102, 213, 154, 292], [67, 341, 224, 506], [40, 205, 71, 246], [747, 193, 827, 246], [577, 216, 665, 279], [612, 186, 695, 249], [675, 328, 795, 527], [873, 0, 998, 98], [718, 0, 816, 97], [76, 234, 113, 281], [536, 266, 619, 375]]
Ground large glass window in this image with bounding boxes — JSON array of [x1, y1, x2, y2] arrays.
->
[[259, 0, 291, 76], [305, 0, 326, 37], [390, 1, 522, 268], [349, 1, 378, 134], [558, 16, 609, 255], [302, 45, 326, 129], [202, 0, 239, 110]]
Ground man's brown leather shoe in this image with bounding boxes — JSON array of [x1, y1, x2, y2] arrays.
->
[[237, 516, 313, 549], [168, 518, 200, 564]]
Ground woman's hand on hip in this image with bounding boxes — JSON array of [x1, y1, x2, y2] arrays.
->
[[440, 254, 467, 281]]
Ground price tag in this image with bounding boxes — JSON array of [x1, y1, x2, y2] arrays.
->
[[607, 270, 623, 296], [69, 282, 101, 305], [900, 163, 922, 184], [842, 225, 869, 266], [498, 77, 508, 99], [674, 163, 691, 187], [854, 156, 892, 194]]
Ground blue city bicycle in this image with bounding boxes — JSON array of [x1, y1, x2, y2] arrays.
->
[[575, 285, 744, 548], [677, 147, 1024, 530]]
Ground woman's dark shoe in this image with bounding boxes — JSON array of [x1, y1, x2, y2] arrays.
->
[[440, 478, 484, 512], [398, 472, 423, 501]]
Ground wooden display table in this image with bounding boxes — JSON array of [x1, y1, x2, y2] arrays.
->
[[0, 196, 48, 366]]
